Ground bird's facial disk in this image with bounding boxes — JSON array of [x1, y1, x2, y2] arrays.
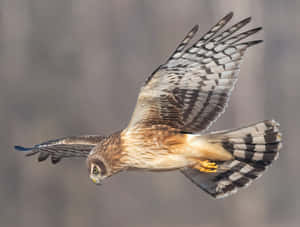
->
[[89, 160, 108, 185]]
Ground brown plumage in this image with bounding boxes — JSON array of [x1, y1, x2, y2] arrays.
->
[[15, 12, 282, 199]]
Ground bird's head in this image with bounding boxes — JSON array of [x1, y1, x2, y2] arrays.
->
[[87, 157, 110, 185]]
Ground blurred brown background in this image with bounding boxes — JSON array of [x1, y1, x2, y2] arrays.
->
[[1, 0, 299, 227]]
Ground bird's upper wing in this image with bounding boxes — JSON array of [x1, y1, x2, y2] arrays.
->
[[14, 135, 105, 164], [128, 12, 262, 133]]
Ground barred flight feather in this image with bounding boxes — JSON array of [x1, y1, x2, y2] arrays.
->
[[129, 12, 263, 133], [14, 135, 105, 164]]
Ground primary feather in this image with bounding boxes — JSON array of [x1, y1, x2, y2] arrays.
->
[[15, 135, 105, 164], [128, 12, 263, 133]]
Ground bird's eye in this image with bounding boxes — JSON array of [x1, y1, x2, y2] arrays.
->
[[92, 166, 100, 175]]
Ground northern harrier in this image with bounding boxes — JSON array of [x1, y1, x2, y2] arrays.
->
[[15, 12, 282, 199]]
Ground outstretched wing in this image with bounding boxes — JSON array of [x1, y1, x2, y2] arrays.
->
[[14, 135, 105, 164], [128, 12, 262, 133]]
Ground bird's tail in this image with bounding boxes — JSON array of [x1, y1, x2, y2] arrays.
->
[[181, 120, 282, 199]]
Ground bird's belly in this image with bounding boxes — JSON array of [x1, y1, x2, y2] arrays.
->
[[124, 145, 191, 171], [122, 130, 232, 171], [142, 153, 191, 171]]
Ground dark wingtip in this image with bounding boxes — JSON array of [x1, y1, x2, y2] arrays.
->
[[192, 24, 199, 33], [51, 156, 61, 164], [257, 26, 263, 31], [238, 39, 264, 47], [14, 145, 34, 151], [242, 16, 252, 24], [248, 39, 264, 46], [38, 152, 50, 162], [225, 12, 234, 20]]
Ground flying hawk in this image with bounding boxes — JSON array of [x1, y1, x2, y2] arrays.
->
[[15, 12, 282, 199]]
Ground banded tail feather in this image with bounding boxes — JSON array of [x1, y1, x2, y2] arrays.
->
[[181, 120, 282, 199]]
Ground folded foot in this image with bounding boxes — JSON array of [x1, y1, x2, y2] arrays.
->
[[193, 160, 218, 173]]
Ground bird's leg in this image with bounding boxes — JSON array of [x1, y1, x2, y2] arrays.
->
[[193, 160, 218, 173]]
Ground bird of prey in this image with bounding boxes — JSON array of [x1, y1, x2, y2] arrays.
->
[[15, 12, 282, 199]]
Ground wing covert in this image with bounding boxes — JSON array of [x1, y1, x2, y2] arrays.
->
[[14, 135, 105, 164], [128, 12, 262, 133]]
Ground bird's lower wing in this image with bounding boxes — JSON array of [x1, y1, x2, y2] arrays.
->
[[14, 135, 105, 164]]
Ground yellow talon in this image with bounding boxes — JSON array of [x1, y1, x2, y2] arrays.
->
[[198, 167, 218, 173], [201, 160, 218, 169], [277, 133, 282, 140], [193, 160, 218, 173]]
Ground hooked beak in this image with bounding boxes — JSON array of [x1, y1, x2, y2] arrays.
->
[[90, 176, 102, 185]]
